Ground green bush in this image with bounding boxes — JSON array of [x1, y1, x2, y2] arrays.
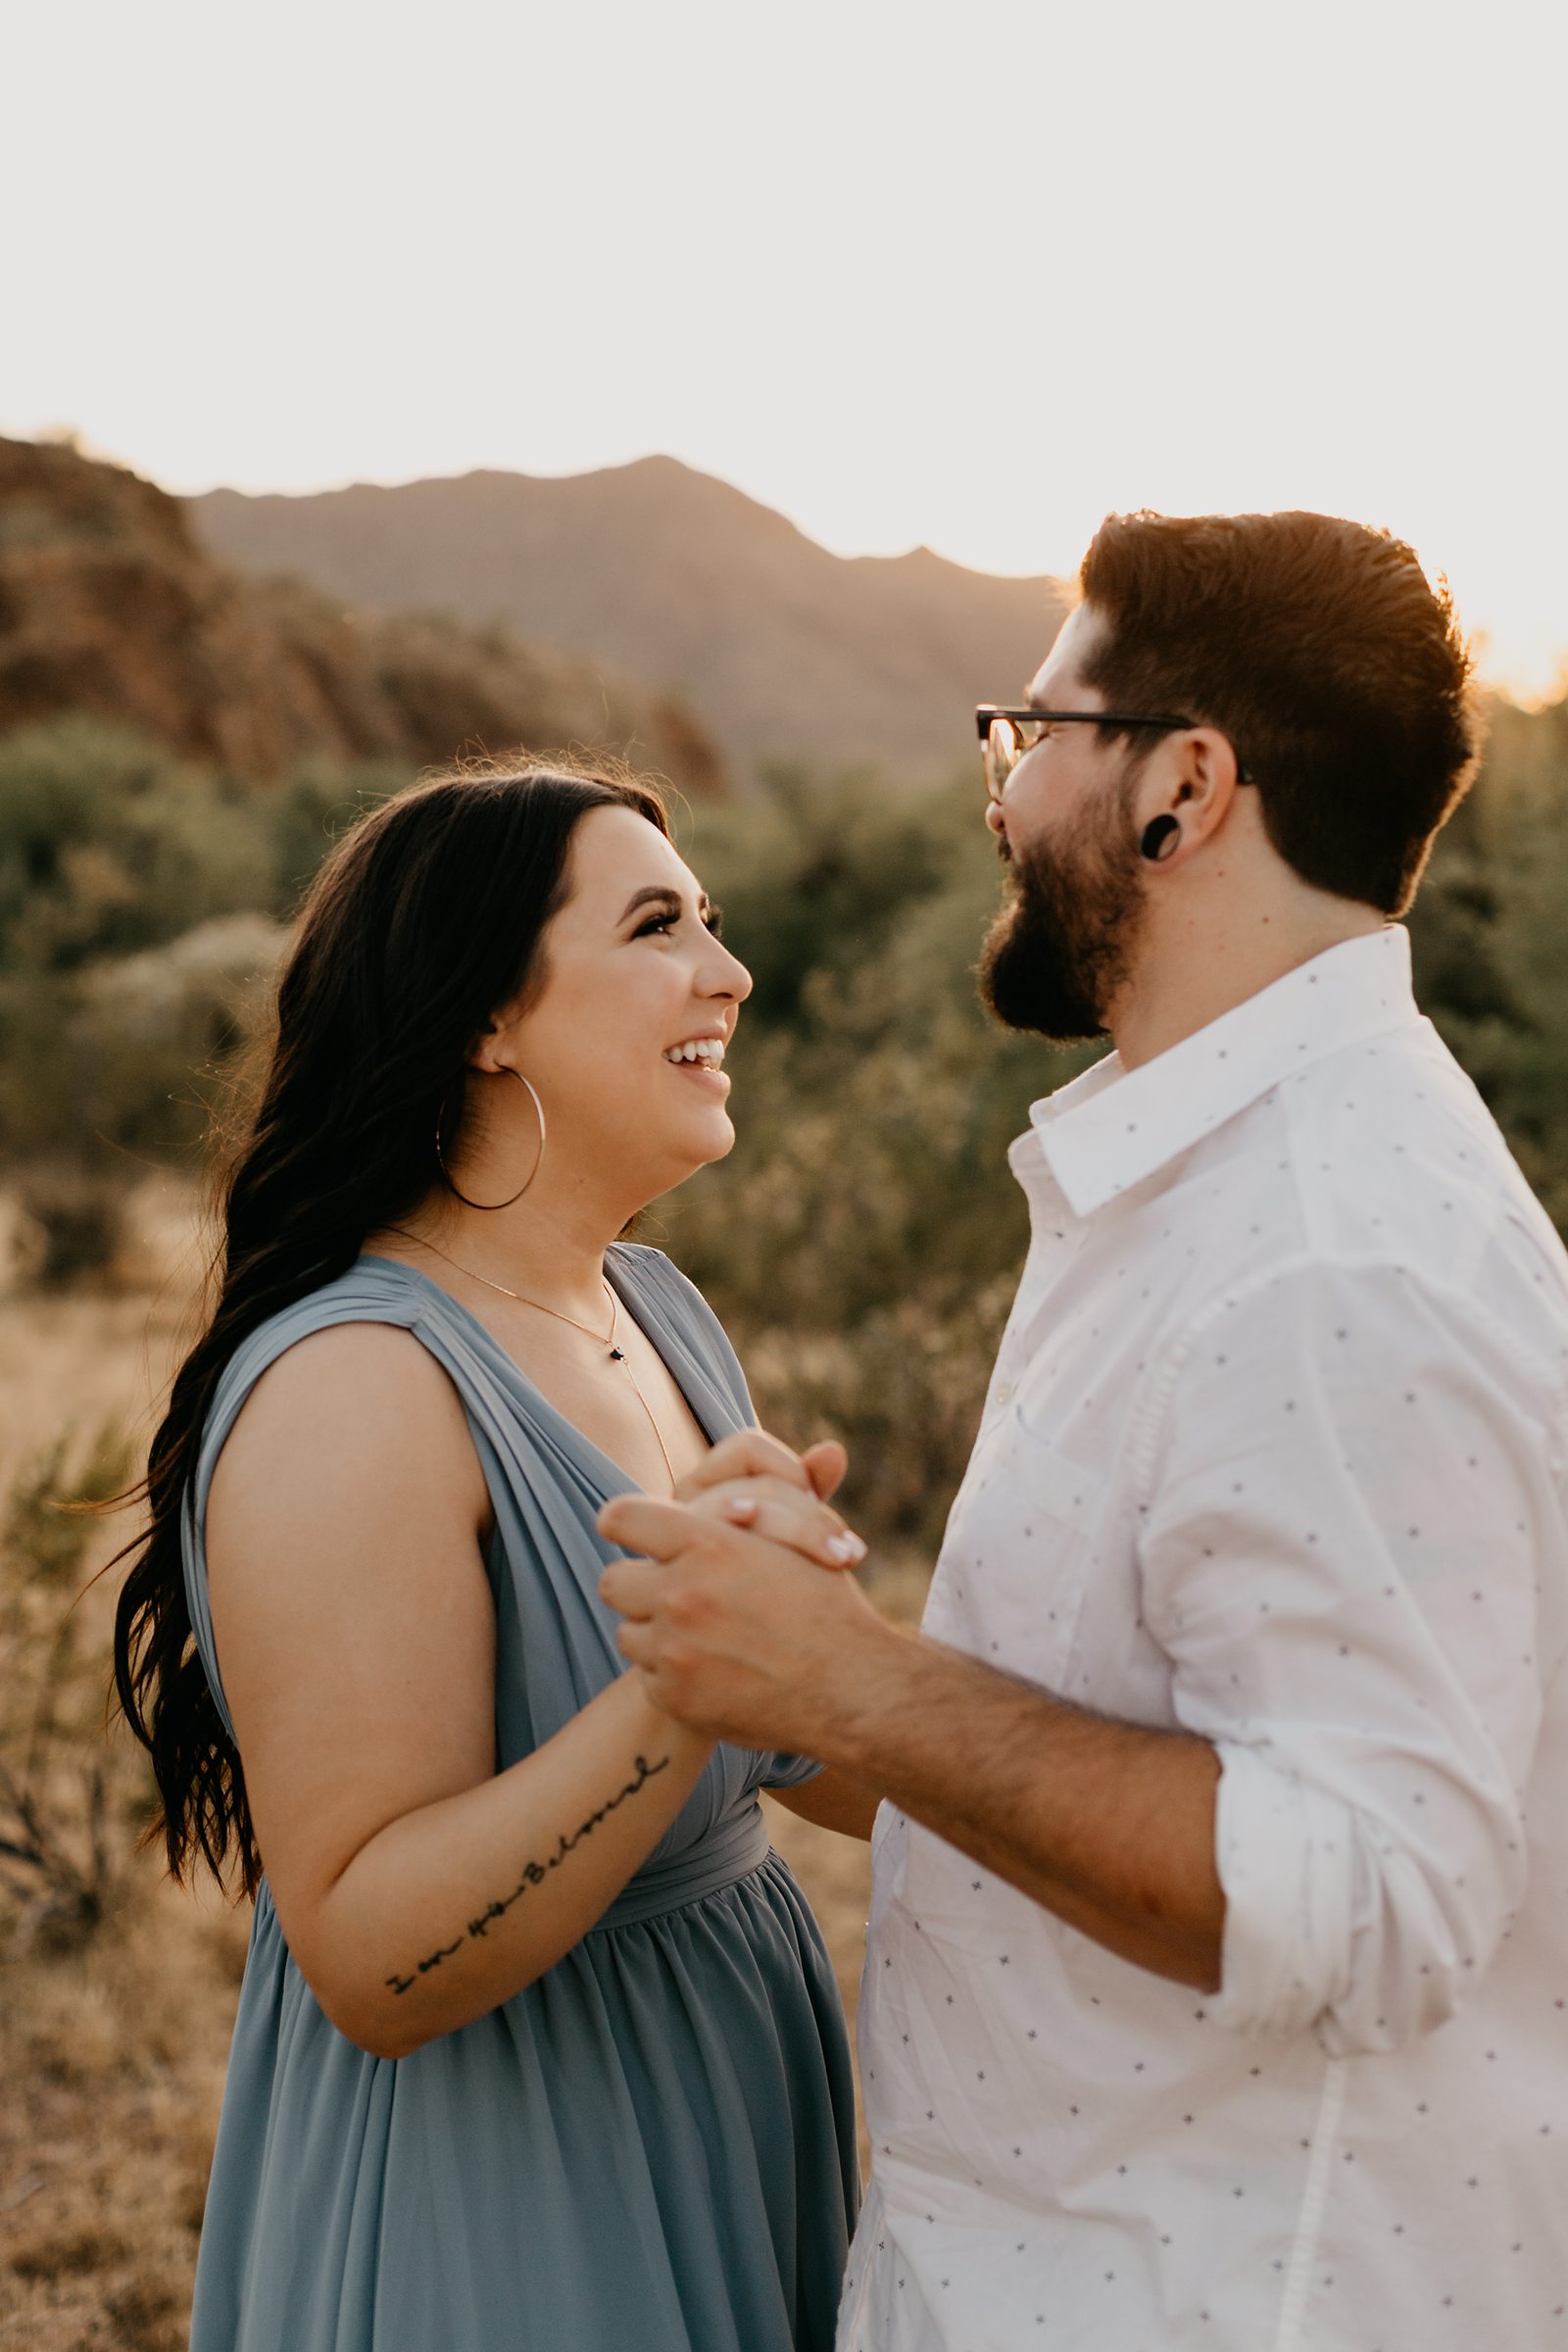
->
[[1408, 694, 1568, 1230], [0, 913, 288, 1172], [0, 719, 392, 1173], [0, 720, 273, 973], [1, 700, 1566, 1544], [660, 770, 1102, 1537], [10, 1166, 128, 1288]]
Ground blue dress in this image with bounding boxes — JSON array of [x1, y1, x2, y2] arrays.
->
[[180, 1246, 859, 2351]]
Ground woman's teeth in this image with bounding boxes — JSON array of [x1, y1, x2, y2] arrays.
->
[[664, 1040, 725, 1066]]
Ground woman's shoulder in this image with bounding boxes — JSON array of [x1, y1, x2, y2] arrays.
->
[[200, 1259, 460, 1471], [214, 1257, 425, 1392], [208, 1316, 477, 1516]]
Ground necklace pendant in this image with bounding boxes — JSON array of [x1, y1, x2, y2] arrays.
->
[[609, 1346, 625, 1361]]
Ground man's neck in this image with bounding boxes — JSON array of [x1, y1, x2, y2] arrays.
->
[[1108, 899, 1388, 1072]]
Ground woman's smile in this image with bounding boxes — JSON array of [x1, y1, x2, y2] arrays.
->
[[663, 1031, 730, 1091]]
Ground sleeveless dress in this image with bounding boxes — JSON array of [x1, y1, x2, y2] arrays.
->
[[180, 1245, 859, 2352]]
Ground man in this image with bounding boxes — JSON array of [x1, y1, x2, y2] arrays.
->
[[600, 510, 1568, 2349]]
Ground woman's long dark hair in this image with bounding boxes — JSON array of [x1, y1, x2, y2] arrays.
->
[[111, 760, 669, 1895]]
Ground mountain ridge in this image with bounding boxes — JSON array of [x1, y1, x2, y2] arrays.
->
[[193, 457, 1070, 779]]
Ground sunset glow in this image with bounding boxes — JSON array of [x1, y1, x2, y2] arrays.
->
[[10, 0, 1565, 697]]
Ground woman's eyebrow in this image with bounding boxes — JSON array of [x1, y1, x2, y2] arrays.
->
[[619, 885, 680, 920], [617, 884, 711, 922]]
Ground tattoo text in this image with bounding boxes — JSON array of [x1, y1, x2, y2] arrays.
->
[[384, 1751, 672, 1996]]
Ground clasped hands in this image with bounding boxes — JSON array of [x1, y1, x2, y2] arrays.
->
[[596, 1431, 892, 1757]]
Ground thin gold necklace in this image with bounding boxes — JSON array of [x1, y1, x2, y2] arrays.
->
[[382, 1226, 678, 1488]]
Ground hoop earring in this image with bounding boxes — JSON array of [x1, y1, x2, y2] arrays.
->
[[435, 1068, 547, 1211]]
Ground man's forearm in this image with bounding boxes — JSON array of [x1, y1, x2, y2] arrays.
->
[[822, 1617, 1225, 1990], [596, 1499, 1226, 1989]]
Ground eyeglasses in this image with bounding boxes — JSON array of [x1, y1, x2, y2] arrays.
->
[[975, 705, 1255, 804]]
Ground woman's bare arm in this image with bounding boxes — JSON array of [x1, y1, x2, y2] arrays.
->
[[207, 1323, 712, 2059]]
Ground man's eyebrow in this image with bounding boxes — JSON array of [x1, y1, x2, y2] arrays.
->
[[617, 884, 710, 922]]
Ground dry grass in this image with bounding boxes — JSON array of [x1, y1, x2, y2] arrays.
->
[[1, 1878, 248, 2350], [0, 1239, 928, 2346], [0, 1224, 222, 2349]]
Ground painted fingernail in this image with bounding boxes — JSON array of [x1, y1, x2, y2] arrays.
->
[[828, 1531, 867, 1564]]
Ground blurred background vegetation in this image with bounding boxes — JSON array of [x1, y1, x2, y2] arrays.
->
[[3, 689, 1568, 1547]]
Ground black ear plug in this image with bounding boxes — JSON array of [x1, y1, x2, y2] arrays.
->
[[1140, 814, 1181, 861]]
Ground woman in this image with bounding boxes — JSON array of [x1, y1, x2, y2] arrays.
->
[[112, 761, 869, 2352]]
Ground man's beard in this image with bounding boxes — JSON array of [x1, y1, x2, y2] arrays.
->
[[978, 773, 1147, 1043]]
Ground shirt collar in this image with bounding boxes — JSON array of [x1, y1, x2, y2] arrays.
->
[[1025, 926, 1419, 1219]]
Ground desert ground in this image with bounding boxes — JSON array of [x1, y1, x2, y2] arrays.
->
[[0, 1193, 901, 2350]]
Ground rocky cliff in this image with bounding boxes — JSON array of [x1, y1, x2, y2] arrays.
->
[[0, 437, 725, 795]]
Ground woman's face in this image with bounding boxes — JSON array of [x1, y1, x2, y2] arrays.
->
[[480, 804, 753, 1199]]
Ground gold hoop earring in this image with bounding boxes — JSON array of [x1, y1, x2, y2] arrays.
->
[[434, 1068, 547, 1212]]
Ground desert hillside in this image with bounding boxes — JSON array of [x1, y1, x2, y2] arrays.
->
[[193, 457, 1069, 779], [0, 437, 725, 796]]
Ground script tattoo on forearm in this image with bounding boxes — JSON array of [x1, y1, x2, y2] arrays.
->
[[384, 1751, 672, 1996]]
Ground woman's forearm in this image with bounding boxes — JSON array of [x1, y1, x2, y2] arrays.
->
[[297, 1674, 712, 2056]]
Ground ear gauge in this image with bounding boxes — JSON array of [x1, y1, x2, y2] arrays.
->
[[1140, 814, 1181, 862]]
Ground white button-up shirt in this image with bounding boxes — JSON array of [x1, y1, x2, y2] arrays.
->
[[839, 926, 1568, 2352]]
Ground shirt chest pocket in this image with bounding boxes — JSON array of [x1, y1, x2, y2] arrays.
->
[[940, 1406, 1108, 1692]]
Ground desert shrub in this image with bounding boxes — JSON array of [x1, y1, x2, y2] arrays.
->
[[0, 913, 287, 1175], [10, 1165, 129, 1287], [72, 911, 289, 1157], [0, 698, 1565, 1548], [0, 716, 407, 964], [0, 719, 274, 974], [661, 769, 1096, 1538], [0, 713, 379, 1172], [1408, 706, 1568, 1232], [679, 761, 962, 1025], [0, 1424, 147, 1953], [258, 757, 412, 917]]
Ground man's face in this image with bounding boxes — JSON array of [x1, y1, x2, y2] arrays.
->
[[978, 606, 1151, 1043]]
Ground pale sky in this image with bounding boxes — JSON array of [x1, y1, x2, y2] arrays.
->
[[8, 0, 1567, 697]]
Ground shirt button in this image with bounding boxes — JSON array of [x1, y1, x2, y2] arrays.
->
[[995, 1380, 1013, 1404]]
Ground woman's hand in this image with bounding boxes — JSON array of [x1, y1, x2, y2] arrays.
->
[[671, 1430, 866, 1571]]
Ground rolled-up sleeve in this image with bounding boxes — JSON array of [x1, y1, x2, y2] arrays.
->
[[1136, 1255, 1562, 2055]]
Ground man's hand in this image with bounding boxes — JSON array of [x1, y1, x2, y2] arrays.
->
[[599, 1481, 1224, 1986], [597, 1499, 899, 1754], [669, 1430, 866, 1570]]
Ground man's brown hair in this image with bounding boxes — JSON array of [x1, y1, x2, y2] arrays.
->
[[1078, 510, 1481, 915]]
